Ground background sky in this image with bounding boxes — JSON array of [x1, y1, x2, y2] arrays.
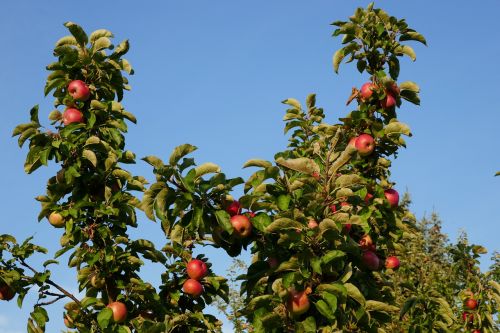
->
[[1, 1, 499, 332]]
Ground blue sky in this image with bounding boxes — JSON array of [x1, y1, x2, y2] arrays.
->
[[1, 1, 499, 332]]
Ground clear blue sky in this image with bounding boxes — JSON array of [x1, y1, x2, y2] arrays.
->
[[1, 1, 499, 332]]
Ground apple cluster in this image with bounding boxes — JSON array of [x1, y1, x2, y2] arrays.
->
[[182, 259, 208, 297]]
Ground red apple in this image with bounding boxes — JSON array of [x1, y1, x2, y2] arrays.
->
[[385, 256, 400, 269], [462, 312, 474, 323], [107, 301, 127, 323], [348, 137, 357, 147], [267, 257, 279, 268], [62, 108, 84, 125], [340, 202, 350, 208], [0, 284, 14, 301], [245, 211, 256, 218], [68, 80, 90, 101], [355, 134, 375, 156], [359, 235, 374, 251], [308, 219, 318, 229], [343, 223, 352, 233], [186, 259, 208, 280], [464, 298, 478, 310], [183, 279, 203, 297], [329, 204, 337, 213], [384, 189, 399, 208], [48, 212, 65, 228], [230, 215, 253, 238], [226, 201, 240, 216], [362, 251, 380, 271], [286, 290, 310, 316], [360, 82, 376, 101], [364, 193, 374, 204], [389, 83, 400, 96], [312, 171, 320, 180], [381, 93, 396, 109], [472, 330, 481, 333]]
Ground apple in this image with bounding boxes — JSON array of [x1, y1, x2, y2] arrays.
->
[[312, 171, 320, 180], [364, 193, 374, 204], [355, 134, 375, 156], [0, 284, 14, 301], [183, 278, 203, 297], [472, 330, 481, 333], [340, 202, 350, 208], [360, 82, 376, 101], [348, 137, 357, 147], [329, 204, 337, 213], [68, 80, 90, 101], [230, 215, 253, 238], [245, 211, 256, 218], [48, 212, 65, 228], [464, 298, 478, 310], [359, 235, 374, 251], [381, 93, 396, 109], [62, 108, 84, 125], [307, 219, 318, 229], [462, 311, 474, 322], [385, 256, 400, 269], [267, 257, 279, 269], [107, 301, 127, 323], [186, 259, 208, 280], [362, 251, 380, 271], [286, 290, 310, 316], [226, 201, 240, 216], [343, 223, 352, 233], [389, 83, 400, 96], [384, 189, 399, 208]]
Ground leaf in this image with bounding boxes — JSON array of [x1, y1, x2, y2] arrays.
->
[[394, 45, 416, 61], [97, 307, 113, 328], [385, 121, 411, 136], [316, 283, 347, 298], [82, 149, 97, 167], [399, 81, 420, 92], [345, 283, 365, 306], [322, 250, 346, 264], [246, 295, 274, 311], [276, 157, 320, 175], [112, 39, 130, 57], [388, 55, 400, 80], [169, 144, 197, 166], [365, 300, 399, 313], [306, 94, 316, 109], [90, 29, 113, 43], [214, 210, 233, 234], [399, 296, 417, 319], [243, 159, 272, 168], [64, 22, 88, 46], [400, 31, 427, 45], [315, 300, 335, 321], [55, 35, 77, 47], [251, 213, 272, 232], [194, 162, 220, 178], [282, 98, 301, 109], [333, 48, 345, 73], [277, 194, 291, 210], [321, 292, 338, 314], [400, 89, 420, 105], [142, 155, 164, 169], [335, 174, 363, 188], [92, 37, 112, 51], [266, 218, 302, 232]]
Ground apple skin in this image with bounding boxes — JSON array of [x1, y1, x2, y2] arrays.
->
[[355, 134, 375, 156], [48, 212, 65, 228], [348, 137, 357, 148], [230, 215, 253, 238], [362, 251, 380, 271], [286, 290, 310, 316], [68, 80, 90, 101], [186, 259, 208, 280], [385, 256, 400, 269], [360, 82, 376, 100], [364, 193, 374, 204], [359, 235, 376, 251], [62, 108, 84, 125], [462, 311, 474, 323], [307, 219, 318, 229], [226, 201, 240, 216], [183, 279, 203, 297], [471, 330, 481, 333], [107, 301, 127, 323], [0, 284, 14, 301], [384, 189, 399, 208], [343, 223, 352, 233], [267, 257, 279, 269], [464, 298, 478, 310], [381, 93, 396, 109]]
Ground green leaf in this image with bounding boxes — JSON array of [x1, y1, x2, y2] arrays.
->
[[399, 296, 417, 319], [297, 317, 316, 333], [400, 31, 427, 45], [388, 55, 400, 80], [194, 162, 220, 178], [215, 210, 233, 234], [92, 37, 112, 51], [251, 213, 272, 232], [246, 295, 274, 311], [345, 283, 365, 306], [55, 35, 77, 47], [321, 292, 338, 313], [400, 89, 420, 105], [90, 29, 113, 43], [333, 48, 345, 73], [82, 149, 97, 167], [315, 300, 335, 321], [399, 81, 420, 92], [142, 155, 164, 169], [277, 194, 291, 210], [97, 307, 113, 328], [385, 121, 411, 136], [365, 300, 399, 313], [169, 144, 197, 166], [322, 250, 346, 264], [64, 22, 88, 46], [276, 157, 320, 175], [266, 218, 302, 233], [394, 45, 416, 61], [243, 159, 272, 168], [282, 98, 301, 109]]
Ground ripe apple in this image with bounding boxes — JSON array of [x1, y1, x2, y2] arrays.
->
[[107, 301, 127, 323], [48, 212, 65, 228], [389, 83, 400, 96], [0, 284, 14, 301], [381, 93, 396, 109], [340, 202, 350, 208], [307, 219, 318, 229], [286, 290, 310, 316], [348, 137, 357, 148], [360, 82, 376, 101], [472, 330, 481, 333], [68, 80, 90, 101], [230, 215, 253, 238], [359, 235, 374, 251], [355, 134, 375, 156], [329, 204, 337, 213], [464, 298, 478, 310], [462, 311, 474, 322], [343, 223, 352, 233], [186, 259, 208, 280], [267, 257, 279, 269], [226, 201, 240, 216], [362, 251, 380, 271], [183, 278, 203, 297], [385, 256, 400, 269], [364, 193, 374, 204], [62, 108, 84, 125], [384, 189, 399, 208]]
